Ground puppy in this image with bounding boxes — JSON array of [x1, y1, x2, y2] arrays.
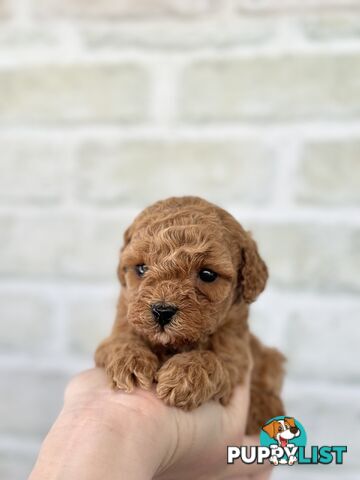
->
[[95, 196, 285, 434], [262, 417, 300, 464]]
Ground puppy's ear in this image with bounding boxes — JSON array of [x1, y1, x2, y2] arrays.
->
[[262, 421, 276, 438], [122, 225, 133, 250], [238, 233, 268, 303], [117, 225, 133, 287], [284, 417, 296, 428]]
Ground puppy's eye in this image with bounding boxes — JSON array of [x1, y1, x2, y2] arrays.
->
[[278, 426, 283, 432], [199, 269, 218, 283], [135, 264, 148, 277]]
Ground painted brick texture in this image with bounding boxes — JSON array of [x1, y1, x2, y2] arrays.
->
[[0, 1, 359, 478]]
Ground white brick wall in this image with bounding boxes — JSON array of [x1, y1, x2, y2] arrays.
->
[[0, 1, 359, 478]]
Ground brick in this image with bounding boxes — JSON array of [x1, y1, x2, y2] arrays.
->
[[0, 213, 132, 279], [235, 0, 360, 12], [296, 140, 360, 206], [301, 13, 360, 40], [0, 292, 53, 353], [0, 139, 70, 204], [0, 64, 148, 123], [0, 215, 69, 277], [283, 305, 360, 382], [0, 25, 59, 49], [67, 294, 117, 355], [0, 449, 37, 480], [181, 55, 360, 122], [77, 140, 275, 205], [0, 370, 69, 437], [33, 0, 220, 18], [83, 19, 274, 50], [249, 303, 285, 351], [247, 222, 360, 292]]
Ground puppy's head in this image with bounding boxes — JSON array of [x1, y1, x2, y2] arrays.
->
[[118, 196, 267, 347], [263, 418, 300, 447]]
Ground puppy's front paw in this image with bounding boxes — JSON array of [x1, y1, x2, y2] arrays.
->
[[107, 348, 159, 392], [156, 352, 225, 410], [270, 456, 279, 465]]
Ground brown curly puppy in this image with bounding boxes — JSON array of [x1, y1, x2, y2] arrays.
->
[[95, 196, 285, 434]]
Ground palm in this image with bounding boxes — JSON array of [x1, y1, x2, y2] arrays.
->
[[65, 369, 272, 480]]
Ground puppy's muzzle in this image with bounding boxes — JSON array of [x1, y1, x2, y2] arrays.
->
[[151, 303, 178, 327]]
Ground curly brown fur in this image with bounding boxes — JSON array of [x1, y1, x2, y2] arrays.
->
[[95, 196, 285, 434]]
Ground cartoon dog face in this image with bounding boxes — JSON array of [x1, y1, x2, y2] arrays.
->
[[262, 417, 300, 448], [118, 196, 267, 347]]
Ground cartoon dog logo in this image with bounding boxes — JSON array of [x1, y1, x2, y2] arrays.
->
[[262, 417, 301, 465]]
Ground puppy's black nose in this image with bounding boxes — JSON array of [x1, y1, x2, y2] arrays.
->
[[151, 303, 178, 327], [290, 427, 298, 434]]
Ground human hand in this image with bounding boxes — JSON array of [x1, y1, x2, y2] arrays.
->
[[30, 368, 272, 480]]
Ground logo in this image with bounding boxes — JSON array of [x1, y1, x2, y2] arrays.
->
[[260, 416, 306, 465], [227, 416, 347, 466]]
